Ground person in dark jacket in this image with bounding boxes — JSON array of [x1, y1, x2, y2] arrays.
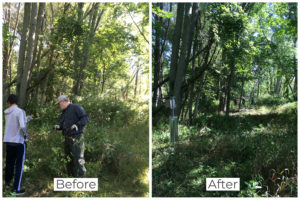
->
[[242, 97, 246, 106], [53, 95, 89, 177], [251, 97, 255, 105]]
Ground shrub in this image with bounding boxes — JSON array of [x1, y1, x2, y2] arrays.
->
[[3, 96, 149, 197], [256, 94, 290, 106]]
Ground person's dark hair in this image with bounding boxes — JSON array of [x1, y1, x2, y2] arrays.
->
[[7, 94, 18, 104]]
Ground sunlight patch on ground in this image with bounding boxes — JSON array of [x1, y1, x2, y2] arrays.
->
[[277, 102, 297, 114], [139, 168, 150, 197], [230, 106, 274, 116]]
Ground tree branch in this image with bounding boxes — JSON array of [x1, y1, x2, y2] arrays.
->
[[127, 9, 149, 44], [152, 77, 169, 92]]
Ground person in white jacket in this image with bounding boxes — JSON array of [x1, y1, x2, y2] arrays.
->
[[4, 94, 32, 195]]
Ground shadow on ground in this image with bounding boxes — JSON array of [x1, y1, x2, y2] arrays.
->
[[152, 109, 297, 197]]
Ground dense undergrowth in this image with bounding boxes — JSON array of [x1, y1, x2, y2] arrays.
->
[[153, 100, 297, 197], [3, 96, 149, 197]]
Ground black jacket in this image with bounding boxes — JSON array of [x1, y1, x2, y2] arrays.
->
[[56, 104, 89, 136]]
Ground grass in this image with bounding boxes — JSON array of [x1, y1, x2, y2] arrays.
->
[[152, 102, 297, 197], [3, 97, 149, 197]]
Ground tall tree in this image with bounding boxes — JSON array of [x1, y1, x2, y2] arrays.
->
[[16, 3, 31, 98], [72, 3, 104, 95], [19, 3, 37, 107]]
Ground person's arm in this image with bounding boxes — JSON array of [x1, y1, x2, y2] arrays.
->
[[26, 115, 33, 123], [75, 105, 89, 127], [54, 113, 64, 130], [18, 110, 29, 139]]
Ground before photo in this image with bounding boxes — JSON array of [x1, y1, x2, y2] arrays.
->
[[2, 2, 149, 197]]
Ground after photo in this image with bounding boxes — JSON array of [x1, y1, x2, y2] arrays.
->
[[152, 2, 297, 197]]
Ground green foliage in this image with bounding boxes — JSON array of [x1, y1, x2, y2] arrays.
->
[[153, 103, 297, 197], [277, 102, 297, 115], [152, 2, 297, 197], [55, 15, 84, 42], [255, 94, 290, 106], [77, 96, 137, 126], [3, 98, 149, 197], [3, 3, 149, 197], [153, 5, 174, 18]]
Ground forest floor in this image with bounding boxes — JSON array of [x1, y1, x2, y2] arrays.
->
[[3, 99, 149, 197], [152, 102, 297, 197]]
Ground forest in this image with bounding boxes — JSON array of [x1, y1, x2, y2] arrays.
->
[[152, 3, 297, 197], [3, 2, 149, 197]]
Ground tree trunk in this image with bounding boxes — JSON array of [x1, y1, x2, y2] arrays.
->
[[134, 67, 139, 96], [2, 4, 14, 101], [101, 62, 106, 94], [238, 78, 245, 110], [157, 55, 164, 104], [257, 79, 260, 98], [16, 3, 31, 96], [19, 3, 37, 108], [225, 66, 233, 116], [174, 3, 197, 117], [219, 51, 226, 114], [3, 3, 21, 91], [29, 3, 45, 79], [284, 76, 289, 98], [218, 77, 225, 114], [34, 31, 44, 103], [192, 72, 206, 123], [293, 54, 297, 100], [3, 3, 11, 86], [40, 74, 49, 107], [269, 68, 273, 94], [40, 46, 55, 106], [275, 77, 281, 95], [169, 3, 184, 96], [225, 54, 234, 117], [152, 4, 163, 106], [72, 3, 84, 94], [188, 15, 199, 124]]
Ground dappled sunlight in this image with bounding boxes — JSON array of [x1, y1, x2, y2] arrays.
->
[[153, 102, 297, 197]]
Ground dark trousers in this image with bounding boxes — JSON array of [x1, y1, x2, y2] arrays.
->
[[64, 134, 86, 177], [5, 143, 26, 191]]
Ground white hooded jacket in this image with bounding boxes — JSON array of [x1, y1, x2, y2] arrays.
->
[[4, 105, 28, 144]]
